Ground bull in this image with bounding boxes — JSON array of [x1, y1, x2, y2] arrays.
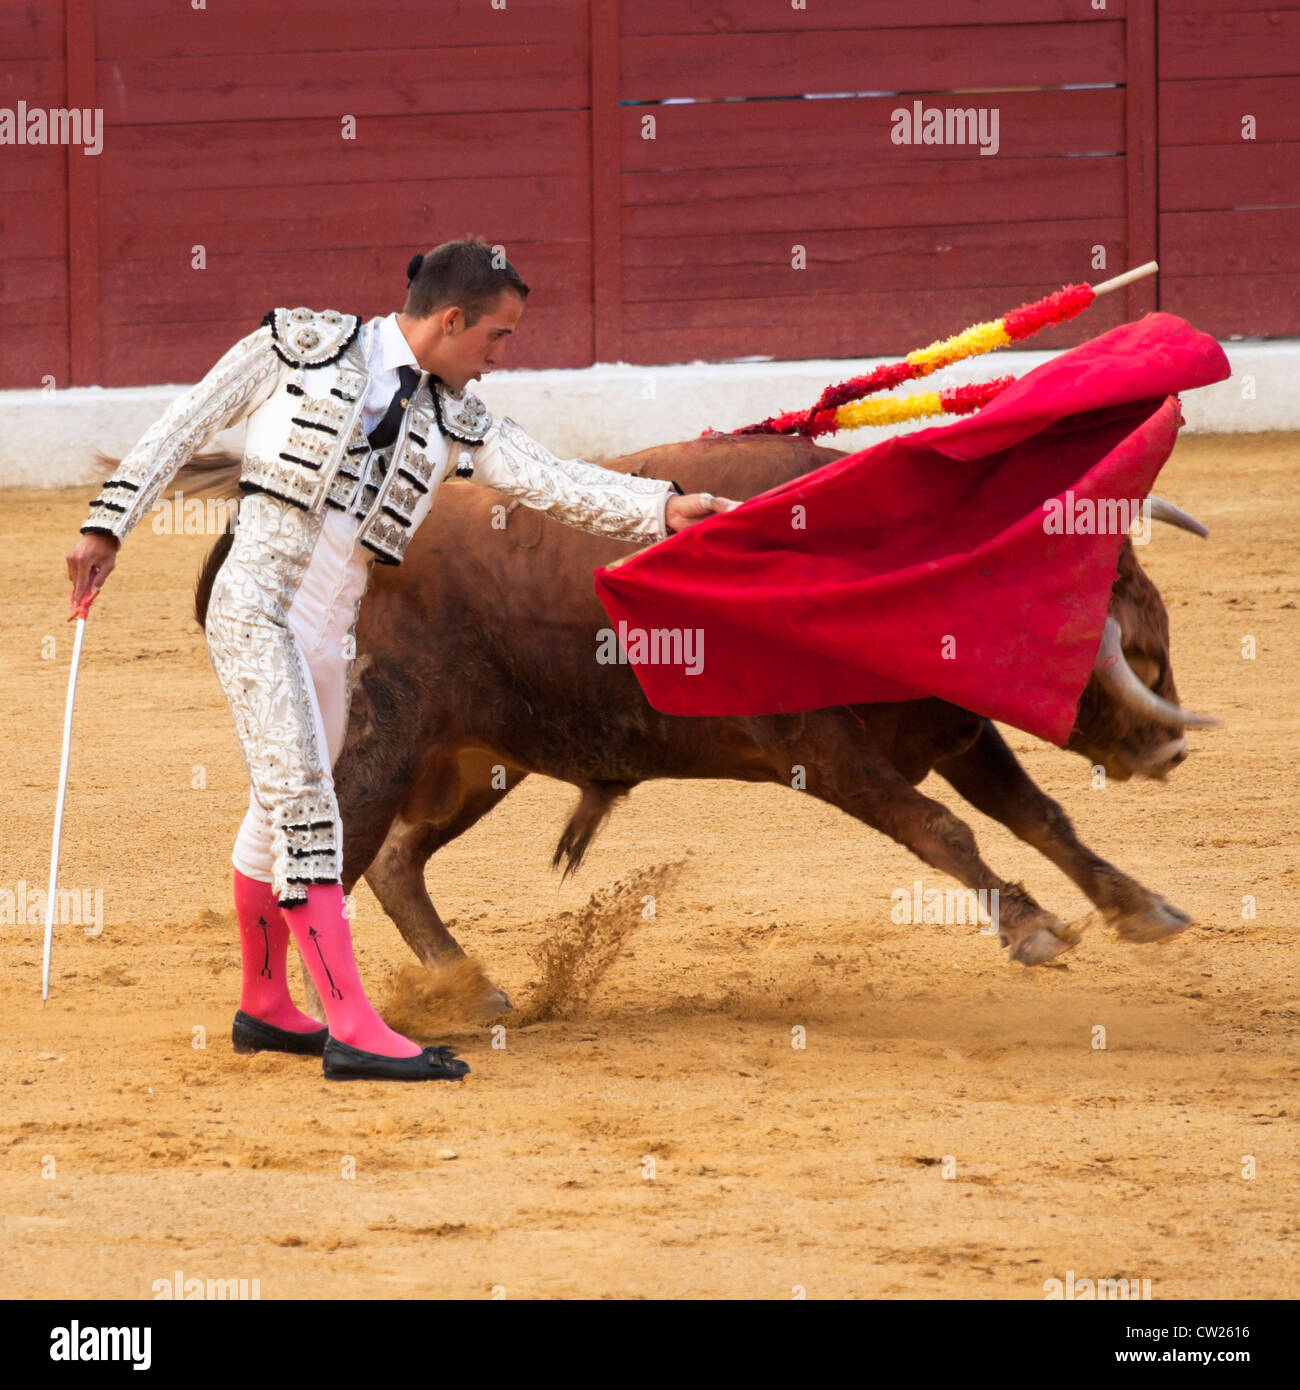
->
[[182, 433, 1219, 1011]]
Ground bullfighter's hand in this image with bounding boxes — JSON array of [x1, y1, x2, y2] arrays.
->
[[67, 531, 119, 607], [665, 491, 739, 534]]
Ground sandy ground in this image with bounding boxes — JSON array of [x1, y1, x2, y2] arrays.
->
[[1, 432, 1296, 1301]]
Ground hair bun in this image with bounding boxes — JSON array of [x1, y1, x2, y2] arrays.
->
[[406, 252, 425, 283]]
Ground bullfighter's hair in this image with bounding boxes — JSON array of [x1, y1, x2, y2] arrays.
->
[[403, 236, 530, 326]]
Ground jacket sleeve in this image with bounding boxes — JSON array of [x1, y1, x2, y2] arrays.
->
[[462, 413, 676, 543], [80, 323, 281, 543]]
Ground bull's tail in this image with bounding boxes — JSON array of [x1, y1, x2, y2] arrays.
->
[[177, 452, 244, 631], [552, 782, 633, 879], [91, 447, 245, 499], [194, 529, 235, 629]]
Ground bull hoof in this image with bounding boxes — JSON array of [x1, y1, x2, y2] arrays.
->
[[1005, 922, 1080, 966], [1114, 898, 1193, 945], [471, 983, 514, 1018]]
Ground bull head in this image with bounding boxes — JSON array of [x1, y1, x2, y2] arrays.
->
[[1067, 495, 1222, 781]]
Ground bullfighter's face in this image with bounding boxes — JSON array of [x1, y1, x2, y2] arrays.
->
[[439, 288, 525, 392]]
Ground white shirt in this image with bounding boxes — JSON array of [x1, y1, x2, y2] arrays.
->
[[360, 312, 423, 437], [312, 312, 426, 563]]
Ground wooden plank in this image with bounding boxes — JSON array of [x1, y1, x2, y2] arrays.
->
[[590, 0, 621, 364], [98, 304, 593, 386], [0, 325, 69, 388], [1160, 143, 1300, 211], [101, 174, 592, 261], [621, 23, 1125, 100], [100, 243, 592, 324], [623, 220, 1127, 302], [622, 0, 1126, 35], [98, 0, 587, 60], [97, 44, 589, 125], [621, 285, 1127, 365], [1159, 75, 1300, 146], [1125, 0, 1157, 318], [0, 57, 64, 103], [1159, 9, 1300, 80], [622, 284, 1126, 337], [620, 89, 1123, 170], [1160, 0, 1300, 14], [623, 158, 1125, 238], [96, 111, 591, 192], [0, 144, 66, 192], [0, 256, 69, 325], [65, 0, 99, 386], [1161, 274, 1300, 339], [0, 189, 67, 255], [0, 1, 64, 61], [1161, 208, 1300, 277]]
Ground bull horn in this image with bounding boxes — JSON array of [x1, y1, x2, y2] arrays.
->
[[1094, 618, 1223, 729], [1146, 494, 1209, 538]]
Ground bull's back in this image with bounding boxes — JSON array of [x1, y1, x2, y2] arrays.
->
[[380, 431, 842, 617], [356, 433, 842, 775], [409, 431, 842, 613]]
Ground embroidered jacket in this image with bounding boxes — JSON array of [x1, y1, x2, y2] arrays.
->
[[82, 306, 678, 564]]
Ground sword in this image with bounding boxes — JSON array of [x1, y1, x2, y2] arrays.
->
[[42, 587, 98, 1004]]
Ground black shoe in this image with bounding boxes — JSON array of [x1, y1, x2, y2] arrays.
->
[[231, 1010, 329, 1057], [322, 1037, 470, 1082]]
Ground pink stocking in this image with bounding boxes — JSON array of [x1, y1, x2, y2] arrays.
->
[[234, 869, 325, 1033], [280, 883, 420, 1057]]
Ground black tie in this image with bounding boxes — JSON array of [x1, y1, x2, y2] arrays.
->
[[366, 365, 420, 450]]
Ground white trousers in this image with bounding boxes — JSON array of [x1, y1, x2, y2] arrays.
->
[[204, 496, 371, 901]]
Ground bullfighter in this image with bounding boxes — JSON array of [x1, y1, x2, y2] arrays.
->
[[66, 237, 736, 1082]]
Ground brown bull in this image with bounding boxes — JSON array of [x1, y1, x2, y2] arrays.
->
[[188, 434, 1216, 1008]]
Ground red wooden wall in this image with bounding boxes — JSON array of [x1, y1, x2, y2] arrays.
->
[[1, 0, 1296, 390], [1, 1, 70, 388], [612, 0, 1138, 363], [1157, 0, 1300, 339]]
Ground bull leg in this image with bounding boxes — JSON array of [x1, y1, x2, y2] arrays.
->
[[934, 720, 1192, 944], [366, 787, 517, 966], [363, 770, 527, 1015], [798, 731, 1078, 965], [300, 778, 519, 1023]]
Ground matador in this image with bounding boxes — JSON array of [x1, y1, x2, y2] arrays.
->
[[66, 238, 736, 1082]]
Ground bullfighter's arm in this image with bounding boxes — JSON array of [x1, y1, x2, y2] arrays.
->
[[80, 323, 281, 544], [463, 414, 679, 543]]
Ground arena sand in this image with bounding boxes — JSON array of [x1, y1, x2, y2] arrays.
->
[[1, 434, 1296, 1299]]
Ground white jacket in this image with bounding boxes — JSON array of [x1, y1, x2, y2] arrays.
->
[[82, 306, 678, 564]]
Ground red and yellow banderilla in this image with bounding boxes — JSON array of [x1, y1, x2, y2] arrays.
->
[[732, 261, 1160, 437]]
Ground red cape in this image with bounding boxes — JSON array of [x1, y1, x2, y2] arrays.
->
[[593, 313, 1230, 746]]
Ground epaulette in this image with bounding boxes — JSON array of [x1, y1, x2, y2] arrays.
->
[[262, 307, 362, 369], [431, 378, 492, 445]]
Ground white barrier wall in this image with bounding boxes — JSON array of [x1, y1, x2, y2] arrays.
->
[[2, 342, 1293, 489]]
